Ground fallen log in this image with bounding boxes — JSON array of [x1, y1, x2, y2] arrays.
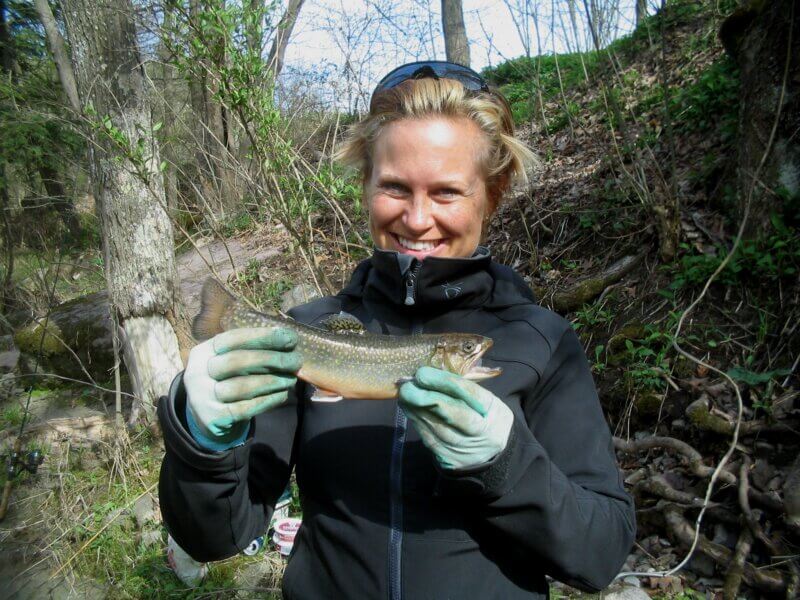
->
[[534, 252, 646, 312]]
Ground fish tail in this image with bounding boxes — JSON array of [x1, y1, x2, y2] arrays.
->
[[192, 278, 236, 340]]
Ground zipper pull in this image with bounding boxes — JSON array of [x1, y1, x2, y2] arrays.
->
[[404, 273, 416, 306], [404, 264, 420, 306]]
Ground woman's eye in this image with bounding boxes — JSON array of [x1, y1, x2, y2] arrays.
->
[[381, 183, 408, 195], [438, 188, 461, 198]]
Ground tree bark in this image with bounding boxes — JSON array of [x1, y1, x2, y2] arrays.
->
[[38, 164, 82, 242], [266, 0, 305, 79], [33, 0, 81, 113], [60, 0, 182, 424], [720, 0, 800, 236], [635, 0, 648, 26], [441, 0, 470, 67]]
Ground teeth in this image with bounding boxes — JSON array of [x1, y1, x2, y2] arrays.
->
[[397, 236, 438, 251]]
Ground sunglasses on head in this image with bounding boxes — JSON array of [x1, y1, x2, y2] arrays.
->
[[370, 61, 491, 108]]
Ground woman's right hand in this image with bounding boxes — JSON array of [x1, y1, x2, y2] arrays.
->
[[184, 327, 302, 444]]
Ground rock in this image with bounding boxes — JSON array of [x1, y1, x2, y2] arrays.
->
[[139, 528, 162, 549], [603, 585, 651, 600], [281, 283, 320, 313], [13, 291, 115, 382], [712, 523, 737, 548], [622, 576, 642, 587], [0, 373, 18, 402], [101, 507, 127, 529], [0, 334, 15, 352], [0, 348, 19, 374], [686, 551, 716, 577], [132, 493, 158, 528], [178, 238, 281, 319]]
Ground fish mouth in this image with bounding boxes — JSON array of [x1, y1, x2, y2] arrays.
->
[[463, 340, 502, 380]]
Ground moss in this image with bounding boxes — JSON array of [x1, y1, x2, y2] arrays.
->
[[686, 398, 733, 434], [608, 322, 648, 354], [636, 391, 664, 416], [13, 321, 64, 356]]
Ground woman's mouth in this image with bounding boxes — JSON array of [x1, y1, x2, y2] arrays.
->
[[392, 234, 445, 257]]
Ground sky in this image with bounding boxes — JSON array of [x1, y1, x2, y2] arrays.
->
[[280, 0, 641, 110]]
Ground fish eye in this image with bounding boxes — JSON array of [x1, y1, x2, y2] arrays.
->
[[462, 341, 476, 354]]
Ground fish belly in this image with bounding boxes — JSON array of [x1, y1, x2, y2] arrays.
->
[[297, 362, 407, 399]]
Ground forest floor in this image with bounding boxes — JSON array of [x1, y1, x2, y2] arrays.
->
[[0, 1, 798, 598]]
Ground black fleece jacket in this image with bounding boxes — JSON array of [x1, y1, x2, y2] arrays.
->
[[158, 247, 636, 599]]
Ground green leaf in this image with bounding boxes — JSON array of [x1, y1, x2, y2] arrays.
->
[[726, 366, 790, 386]]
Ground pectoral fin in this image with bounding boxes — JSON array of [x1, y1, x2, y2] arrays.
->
[[310, 387, 343, 402], [318, 312, 366, 335]]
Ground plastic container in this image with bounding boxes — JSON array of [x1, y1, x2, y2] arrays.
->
[[272, 517, 302, 556]]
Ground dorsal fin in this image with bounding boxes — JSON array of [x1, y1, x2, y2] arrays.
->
[[318, 312, 366, 335], [192, 278, 236, 340]]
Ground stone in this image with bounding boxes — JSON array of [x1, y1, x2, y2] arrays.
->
[[0, 335, 15, 352], [132, 493, 158, 527], [603, 585, 651, 600], [686, 551, 716, 577], [139, 528, 162, 549], [280, 283, 320, 313], [0, 349, 20, 374]]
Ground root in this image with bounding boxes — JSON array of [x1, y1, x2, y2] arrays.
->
[[613, 435, 736, 485], [663, 507, 786, 594]]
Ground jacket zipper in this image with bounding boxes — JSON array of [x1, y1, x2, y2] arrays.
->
[[403, 262, 421, 306], [389, 264, 422, 600]]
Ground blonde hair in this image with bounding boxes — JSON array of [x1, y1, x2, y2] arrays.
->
[[334, 78, 538, 206]]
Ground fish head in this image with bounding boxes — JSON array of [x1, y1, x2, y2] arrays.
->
[[431, 334, 502, 381]]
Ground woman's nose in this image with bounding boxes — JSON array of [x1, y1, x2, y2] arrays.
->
[[402, 195, 434, 233]]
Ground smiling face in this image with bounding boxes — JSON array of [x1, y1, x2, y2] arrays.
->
[[365, 117, 492, 260]]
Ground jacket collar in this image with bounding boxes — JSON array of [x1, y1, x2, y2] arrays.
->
[[341, 246, 509, 312]]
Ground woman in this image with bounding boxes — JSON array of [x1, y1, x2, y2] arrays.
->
[[159, 61, 635, 599]]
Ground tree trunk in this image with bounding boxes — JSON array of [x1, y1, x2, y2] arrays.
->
[[441, 0, 470, 67], [188, 0, 236, 219], [60, 0, 182, 424], [38, 164, 82, 243], [266, 0, 305, 79], [33, 0, 81, 113], [0, 0, 20, 76], [721, 0, 799, 236], [635, 0, 648, 26], [156, 11, 179, 216]]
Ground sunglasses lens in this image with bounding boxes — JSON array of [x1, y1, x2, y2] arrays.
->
[[374, 61, 489, 97]]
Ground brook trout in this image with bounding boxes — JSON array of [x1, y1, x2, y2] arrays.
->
[[192, 278, 501, 401]]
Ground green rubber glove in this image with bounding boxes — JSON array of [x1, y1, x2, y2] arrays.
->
[[184, 327, 302, 446], [399, 366, 514, 470]]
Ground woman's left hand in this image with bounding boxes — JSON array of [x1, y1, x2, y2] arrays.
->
[[399, 367, 514, 470]]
